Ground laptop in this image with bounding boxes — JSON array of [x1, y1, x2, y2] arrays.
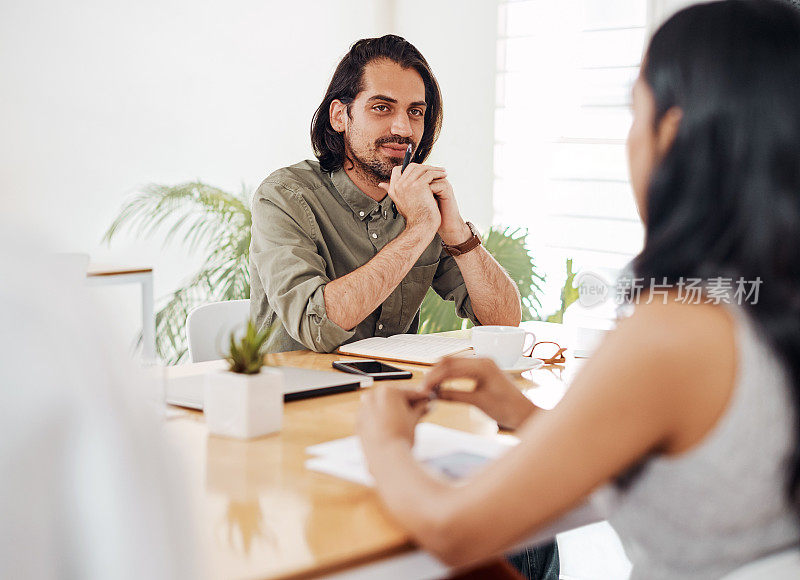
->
[[165, 361, 373, 410]]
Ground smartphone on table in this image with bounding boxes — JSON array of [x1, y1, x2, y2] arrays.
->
[[332, 359, 413, 380]]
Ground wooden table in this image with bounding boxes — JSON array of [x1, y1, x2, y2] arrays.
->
[[165, 322, 580, 580], [86, 264, 155, 361]]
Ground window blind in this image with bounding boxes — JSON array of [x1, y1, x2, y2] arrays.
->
[[495, 0, 649, 306]]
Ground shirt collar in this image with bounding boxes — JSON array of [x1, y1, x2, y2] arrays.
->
[[330, 168, 392, 221]]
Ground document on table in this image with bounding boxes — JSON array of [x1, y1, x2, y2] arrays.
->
[[305, 423, 517, 486], [336, 334, 472, 365]]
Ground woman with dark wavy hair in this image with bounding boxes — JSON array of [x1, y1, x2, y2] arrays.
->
[[356, 1, 800, 577]]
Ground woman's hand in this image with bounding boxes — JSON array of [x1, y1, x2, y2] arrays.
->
[[357, 385, 431, 453], [422, 358, 536, 431]]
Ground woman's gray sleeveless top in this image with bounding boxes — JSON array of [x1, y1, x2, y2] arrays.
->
[[593, 306, 800, 579]]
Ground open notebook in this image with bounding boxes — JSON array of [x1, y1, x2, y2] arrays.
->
[[336, 334, 472, 365]]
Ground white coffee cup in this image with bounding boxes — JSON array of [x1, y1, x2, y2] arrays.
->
[[471, 326, 536, 368]]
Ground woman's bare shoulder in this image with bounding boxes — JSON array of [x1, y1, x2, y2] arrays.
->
[[609, 299, 738, 453], [617, 298, 736, 360]]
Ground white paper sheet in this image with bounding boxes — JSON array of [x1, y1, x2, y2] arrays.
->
[[305, 423, 517, 486]]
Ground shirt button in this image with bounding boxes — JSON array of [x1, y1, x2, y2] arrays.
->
[[359, 211, 365, 217], [371, 233, 378, 239], [378, 323, 384, 330], [383, 211, 387, 219]]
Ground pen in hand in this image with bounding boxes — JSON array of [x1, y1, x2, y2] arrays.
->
[[401, 143, 413, 172], [391, 143, 413, 219], [410, 384, 439, 412]]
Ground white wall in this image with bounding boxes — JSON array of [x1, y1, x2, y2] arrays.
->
[[394, 0, 498, 229], [2, 0, 383, 281], [1, 0, 497, 349], [650, 0, 701, 29]]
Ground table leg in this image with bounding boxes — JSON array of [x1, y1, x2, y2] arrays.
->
[[141, 273, 156, 362]]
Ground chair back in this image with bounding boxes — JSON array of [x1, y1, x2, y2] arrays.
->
[[721, 548, 800, 580], [186, 299, 251, 362]]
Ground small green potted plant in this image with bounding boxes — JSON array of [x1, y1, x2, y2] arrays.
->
[[204, 320, 283, 439]]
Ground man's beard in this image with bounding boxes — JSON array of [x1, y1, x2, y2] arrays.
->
[[345, 134, 414, 184]]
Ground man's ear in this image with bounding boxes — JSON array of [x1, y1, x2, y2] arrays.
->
[[657, 106, 683, 155], [330, 100, 348, 133]]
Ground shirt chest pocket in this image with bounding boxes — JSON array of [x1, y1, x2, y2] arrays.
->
[[400, 260, 439, 323]]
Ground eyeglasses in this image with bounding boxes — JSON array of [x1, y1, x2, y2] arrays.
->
[[523, 341, 567, 365]]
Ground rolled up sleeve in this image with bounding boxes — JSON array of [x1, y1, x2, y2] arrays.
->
[[251, 183, 355, 352], [430, 246, 480, 326]]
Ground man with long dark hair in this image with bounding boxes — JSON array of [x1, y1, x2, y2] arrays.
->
[[250, 35, 521, 353]]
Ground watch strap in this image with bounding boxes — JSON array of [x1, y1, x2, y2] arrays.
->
[[442, 222, 481, 257]]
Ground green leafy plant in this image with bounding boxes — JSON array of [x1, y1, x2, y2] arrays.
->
[[226, 320, 272, 374], [103, 182, 251, 364], [418, 226, 545, 334], [546, 258, 579, 323]]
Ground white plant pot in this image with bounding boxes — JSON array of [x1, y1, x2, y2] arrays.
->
[[204, 368, 284, 439]]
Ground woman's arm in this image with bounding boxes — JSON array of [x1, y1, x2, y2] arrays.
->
[[358, 300, 736, 567]]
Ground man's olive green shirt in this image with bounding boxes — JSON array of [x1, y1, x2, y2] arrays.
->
[[250, 160, 478, 353]]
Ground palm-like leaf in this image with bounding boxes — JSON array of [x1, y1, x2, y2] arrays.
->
[[418, 226, 545, 334], [546, 258, 579, 323], [483, 227, 545, 321], [103, 182, 251, 363]]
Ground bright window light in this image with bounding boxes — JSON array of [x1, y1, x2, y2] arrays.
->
[[495, 0, 648, 316]]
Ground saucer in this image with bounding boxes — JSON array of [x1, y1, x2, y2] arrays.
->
[[459, 352, 544, 373], [499, 356, 544, 374]]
